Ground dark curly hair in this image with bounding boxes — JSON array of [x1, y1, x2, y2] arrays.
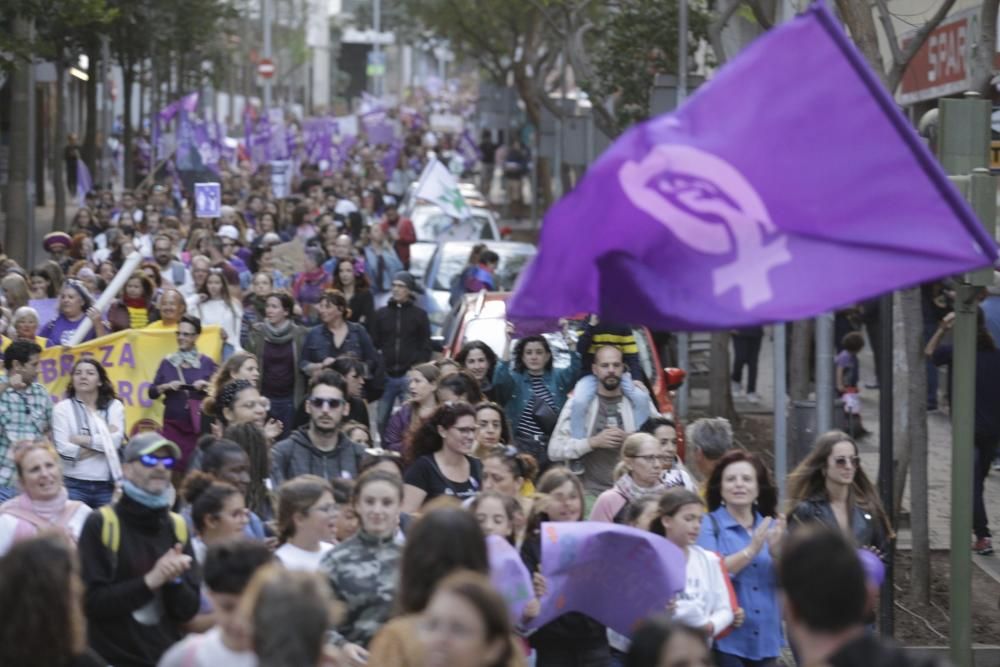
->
[[704, 450, 778, 518], [456, 340, 498, 380], [406, 401, 477, 465]]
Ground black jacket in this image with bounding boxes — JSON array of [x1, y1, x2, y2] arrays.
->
[[78, 494, 201, 667], [788, 495, 891, 559], [371, 299, 432, 376], [829, 634, 945, 667]]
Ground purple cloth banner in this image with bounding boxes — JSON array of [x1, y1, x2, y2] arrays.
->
[[457, 129, 480, 164], [76, 159, 92, 207], [527, 522, 686, 637], [158, 92, 199, 124], [380, 141, 402, 179], [360, 109, 395, 146], [487, 535, 534, 623], [509, 3, 998, 331]]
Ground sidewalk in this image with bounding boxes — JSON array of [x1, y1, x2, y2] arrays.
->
[[687, 328, 1000, 580]]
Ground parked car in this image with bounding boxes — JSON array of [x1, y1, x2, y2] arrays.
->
[[440, 292, 687, 457], [420, 240, 537, 332]]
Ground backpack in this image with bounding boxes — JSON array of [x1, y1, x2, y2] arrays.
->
[[448, 267, 473, 307], [98, 505, 188, 567]]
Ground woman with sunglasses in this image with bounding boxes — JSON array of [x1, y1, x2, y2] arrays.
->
[[41, 280, 107, 346], [698, 450, 784, 667], [786, 430, 892, 560], [52, 358, 125, 508], [150, 315, 219, 471], [589, 433, 670, 523], [402, 402, 482, 512]]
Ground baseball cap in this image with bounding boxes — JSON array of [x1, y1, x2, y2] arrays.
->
[[217, 225, 240, 241], [123, 432, 182, 462]]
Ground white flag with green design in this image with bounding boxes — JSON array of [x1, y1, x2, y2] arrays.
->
[[414, 158, 471, 219]]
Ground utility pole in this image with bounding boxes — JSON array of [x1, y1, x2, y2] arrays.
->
[[939, 92, 993, 667], [6, 16, 37, 268], [372, 0, 382, 98], [262, 0, 273, 109], [100, 35, 112, 191], [814, 311, 834, 432], [676, 0, 690, 420]]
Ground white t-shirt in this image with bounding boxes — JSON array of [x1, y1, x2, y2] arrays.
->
[[275, 542, 333, 572], [158, 626, 257, 667], [672, 545, 735, 640]]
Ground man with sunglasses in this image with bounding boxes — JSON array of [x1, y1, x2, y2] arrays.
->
[[78, 432, 201, 667], [271, 370, 366, 486]]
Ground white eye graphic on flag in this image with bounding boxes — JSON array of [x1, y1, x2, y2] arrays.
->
[[619, 144, 791, 310]]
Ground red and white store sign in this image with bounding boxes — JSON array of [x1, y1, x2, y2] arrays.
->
[[897, 7, 1000, 105]]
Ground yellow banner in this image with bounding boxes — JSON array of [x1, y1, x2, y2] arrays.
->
[[36, 325, 223, 431]]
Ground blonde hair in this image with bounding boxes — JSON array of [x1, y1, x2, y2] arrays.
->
[[13, 440, 61, 483], [613, 432, 659, 481]]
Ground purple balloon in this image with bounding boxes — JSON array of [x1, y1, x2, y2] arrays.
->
[[857, 548, 885, 587]]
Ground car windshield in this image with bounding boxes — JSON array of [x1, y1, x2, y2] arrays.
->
[[412, 208, 494, 242], [409, 243, 436, 280], [433, 245, 536, 292]]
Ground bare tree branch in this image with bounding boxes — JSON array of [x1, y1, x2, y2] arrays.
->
[[885, 0, 957, 90], [873, 0, 903, 67], [745, 0, 773, 29]]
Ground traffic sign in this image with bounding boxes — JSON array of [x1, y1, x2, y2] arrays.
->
[[257, 58, 276, 79]]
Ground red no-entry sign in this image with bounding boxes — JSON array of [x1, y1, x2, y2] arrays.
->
[[257, 59, 276, 79]]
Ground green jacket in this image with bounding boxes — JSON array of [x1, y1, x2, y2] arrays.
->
[[246, 321, 309, 407]]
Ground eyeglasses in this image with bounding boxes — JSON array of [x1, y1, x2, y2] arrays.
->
[[139, 454, 177, 469], [308, 397, 344, 410], [833, 455, 861, 469], [631, 454, 671, 464], [239, 398, 271, 411]]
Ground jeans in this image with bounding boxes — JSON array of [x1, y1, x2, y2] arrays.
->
[[732, 334, 764, 393], [714, 650, 778, 667], [267, 396, 296, 441], [974, 435, 999, 539], [64, 477, 115, 509], [0, 487, 16, 503], [377, 374, 410, 436]]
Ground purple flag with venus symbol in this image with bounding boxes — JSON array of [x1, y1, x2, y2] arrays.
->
[[508, 3, 998, 331]]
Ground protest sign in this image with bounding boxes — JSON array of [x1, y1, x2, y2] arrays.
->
[[527, 522, 686, 637], [195, 182, 222, 218], [269, 238, 307, 277], [487, 535, 534, 623], [36, 326, 222, 430]]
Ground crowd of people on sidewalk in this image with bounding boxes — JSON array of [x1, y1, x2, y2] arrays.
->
[[0, 100, 949, 667]]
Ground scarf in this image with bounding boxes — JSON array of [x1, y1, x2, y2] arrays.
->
[[21, 487, 70, 523], [614, 473, 666, 504], [167, 349, 201, 369], [123, 479, 173, 509], [262, 319, 295, 344]]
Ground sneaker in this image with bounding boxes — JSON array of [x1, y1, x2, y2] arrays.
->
[[973, 537, 994, 555], [993, 457, 1000, 472], [731, 382, 744, 397], [567, 458, 585, 476], [746, 393, 761, 404]]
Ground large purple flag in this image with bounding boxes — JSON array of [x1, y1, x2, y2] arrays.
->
[[509, 3, 998, 331], [527, 522, 686, 637]]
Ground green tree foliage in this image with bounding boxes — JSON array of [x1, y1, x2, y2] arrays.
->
[[583, 0, 711, 135]]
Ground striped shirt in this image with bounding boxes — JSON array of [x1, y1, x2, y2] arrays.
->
[[515, 375, 557, 441]]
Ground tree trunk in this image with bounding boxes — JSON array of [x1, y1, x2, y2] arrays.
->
[[971, 0, 1000, 93], [51, 62, 68, 230], [122, 60, 135, 189], [83, 44, 100, 174], [789, 319, 814, 401], [6, 16, 37, 268], [709, 331, 737, 420], [835, 0, 886, 75]]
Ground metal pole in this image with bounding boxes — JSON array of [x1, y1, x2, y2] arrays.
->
[[877, 291, 894, 635], [101, 35, 112, 192], [262, 0, 272, 109], [678, 0, 688, 103], [950, 282, 976, 667], [815, 312, 834, 433], [675, 0, 690, 420], [773, 323, 788, 499], [373, 0, 381, 98]]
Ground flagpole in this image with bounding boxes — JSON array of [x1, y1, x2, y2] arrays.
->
[[675, 0, 691, 421]]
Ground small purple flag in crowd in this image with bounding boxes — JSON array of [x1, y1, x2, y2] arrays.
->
[[508, 3, 999, 331], [527, 522, 686, 637], [360, 108, 396, 146], [486, 535, 534, 623], [76, 159, 92, 207]]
